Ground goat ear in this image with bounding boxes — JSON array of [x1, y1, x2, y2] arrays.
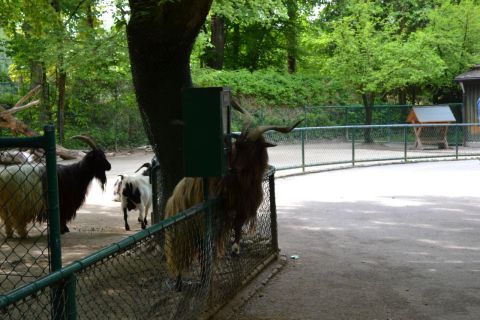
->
[[264, 141, 276, 148]]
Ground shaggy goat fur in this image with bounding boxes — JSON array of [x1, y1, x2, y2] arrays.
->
[[164, 134, 274, 282], [163, 96, 300, 285], [0, 165, 46, 238]]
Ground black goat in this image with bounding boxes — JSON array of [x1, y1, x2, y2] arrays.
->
[[40, 135, 111, 233]]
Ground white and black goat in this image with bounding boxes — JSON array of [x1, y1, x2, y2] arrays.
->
[[0, 135, 111, 237], [113, 162, 151, 202], [164, 99, 302, 286], [117, 163, 153, 231]]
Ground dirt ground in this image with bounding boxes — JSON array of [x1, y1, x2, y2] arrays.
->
[[59, 149, 155, 264], [56, 152, 480, 320], [224, 160, 480, 320]]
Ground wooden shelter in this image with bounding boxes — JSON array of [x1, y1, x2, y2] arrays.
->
[[454, 64, 480, 135], [406, 106, 456, 149]]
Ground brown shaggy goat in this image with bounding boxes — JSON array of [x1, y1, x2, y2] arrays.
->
[[164, 100, 301, 287]]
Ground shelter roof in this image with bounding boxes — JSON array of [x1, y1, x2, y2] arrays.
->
[[407, 106, 456, 123], [454, 65, 480, 82]]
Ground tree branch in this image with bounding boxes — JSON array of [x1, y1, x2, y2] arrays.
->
[[4, 100, 40, 114], [13, 85, 41, 108]]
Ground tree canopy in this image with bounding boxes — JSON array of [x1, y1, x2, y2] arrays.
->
[[0, 0, 478, 147]]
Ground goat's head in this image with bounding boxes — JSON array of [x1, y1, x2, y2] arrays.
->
[[71, 135, 111, 190], [230, 98, 302, 172]]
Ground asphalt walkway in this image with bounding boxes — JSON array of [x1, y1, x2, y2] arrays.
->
[[219, 160, 480, 320]]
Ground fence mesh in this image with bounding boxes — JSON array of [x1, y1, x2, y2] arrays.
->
[[0, 148, 51, 294], [1, 170, 277, 319], [266, 124, 480, 173]]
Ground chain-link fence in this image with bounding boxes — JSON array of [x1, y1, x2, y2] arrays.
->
[[1, 167, 278, 319], [230, 103, 463, 130], [266, 123, 480, 173], [0, 127, 61, 296]]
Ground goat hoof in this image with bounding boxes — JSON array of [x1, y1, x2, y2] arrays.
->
[[137, 217, 142, 223], [141, 222, 146, 229], [144, 218, 148, 225], [125, 225, 130, 231]]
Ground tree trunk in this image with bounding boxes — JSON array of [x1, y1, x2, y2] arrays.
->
[[231, 23, 240, 69], [362, 93, 374, 143], [206, 15, 226, 70], [408, 85, 417, 105], [398, 89, 407, 105], [57, 69, 66, 144], [285, 0, 298, 73], [51, 0, 67, 144], [127, 0, 213, 215], [30, 63, 51, 124], [86, 0, 95, 28]]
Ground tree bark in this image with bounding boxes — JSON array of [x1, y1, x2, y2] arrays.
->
[[57, 69, 67, 144], [50, 0, 67, 145], [362, 93, 374, 143], [206, 15, 226, 70], [127, 0, 213, 215], [86, 0, 95, 28], [398, 89, 407, 105], [231, 23, 240, 69], [285, 0, 298, 73]]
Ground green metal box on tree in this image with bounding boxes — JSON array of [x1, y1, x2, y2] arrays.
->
[[182, 87, 231, 177]]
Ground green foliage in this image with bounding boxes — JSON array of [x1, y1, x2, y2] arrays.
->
[[192, 67, 353, 108], [192, 67, 354, 129], [1, 0, 479, 147], [421, 0, 480, 88]]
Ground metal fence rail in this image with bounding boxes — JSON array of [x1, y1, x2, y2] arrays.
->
[[0, 167, 278, 319], [266, 123, 480, 173]]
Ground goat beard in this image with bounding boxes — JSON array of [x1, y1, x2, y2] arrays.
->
[[95, 173, 107, 191]]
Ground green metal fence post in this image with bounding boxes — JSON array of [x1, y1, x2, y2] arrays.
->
[[301, 129, 305, 172], [44, 125, 65, 320], [268, 168, 279, 253], [455, 125, 459, 160], [404, 126, 408, 162], [44, 125, 62, 272], [345, 108, 349, 139], [352, 127, 355, 166]]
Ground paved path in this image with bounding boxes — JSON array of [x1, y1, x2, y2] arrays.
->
[[229, 160, 480, 320]]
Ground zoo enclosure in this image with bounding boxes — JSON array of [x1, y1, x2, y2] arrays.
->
[[0, 125, 279, 320], [266, 123, 480, 173]]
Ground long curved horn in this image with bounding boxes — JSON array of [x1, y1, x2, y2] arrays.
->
[[70, 135, 98, 150], [231, 97, 254, 133], [135, 162, 151, 173], [246, 119, 304, 141]]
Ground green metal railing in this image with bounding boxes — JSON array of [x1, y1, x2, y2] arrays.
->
[[266, 123, 480, 173]]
